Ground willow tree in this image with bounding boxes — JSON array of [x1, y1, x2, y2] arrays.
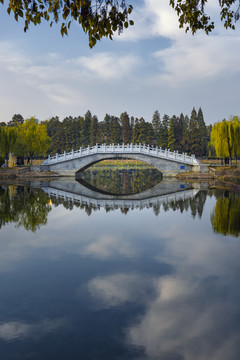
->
[[211, 193, 240, 237], [16, 117, 51, 165], [0, 126, 18, 166], [211, 117, 240, 165]]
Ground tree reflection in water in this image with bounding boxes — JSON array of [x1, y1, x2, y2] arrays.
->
[[0, 185, 51, 232], [3, 165, 232, 232], [80, 168, 163, 195], [211, 190, 240, 237]]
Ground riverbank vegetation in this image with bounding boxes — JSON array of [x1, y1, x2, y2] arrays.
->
[[0, 116, 50, 166], [1, 110, 240, 183], [1, 107, 210, 165]]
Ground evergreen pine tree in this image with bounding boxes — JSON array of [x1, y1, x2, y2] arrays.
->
[[83, 110, 92, 147], [96, 121, 105, 144], [120, 112, 131, 144], [130, 116, 135, 142], [189, 107, 201, 155], [175, 114, 184, 151], [110, 116, 121, 143], [168, 116, 176, 151], [180, 115, 190, 153], [138, 117, 147, 144], [152, 110, 161, 146], [133, 118, 140, 144], [145, 122, 154, 145], [104, 114, 111, 144], [160, 114, 169, 149], [90, 115, 98, 145], [197, 107, 207, 156]]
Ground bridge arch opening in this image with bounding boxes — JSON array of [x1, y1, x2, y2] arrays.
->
[[75, 158, 163, 196], [75, 157, 162, 175]]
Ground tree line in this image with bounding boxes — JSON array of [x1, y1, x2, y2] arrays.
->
[[42, 107, 209, 157], [1, 108, 240, 166]]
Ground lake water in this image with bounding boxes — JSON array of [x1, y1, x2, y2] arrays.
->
[[0, 168, 240, 360]]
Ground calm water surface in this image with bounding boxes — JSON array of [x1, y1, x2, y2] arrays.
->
[[0, 168, 240, 360]]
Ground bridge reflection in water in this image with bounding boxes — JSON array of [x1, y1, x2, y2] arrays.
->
[[42, 178, 201, 211]]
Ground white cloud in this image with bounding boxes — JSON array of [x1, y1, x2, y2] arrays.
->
[[88, 273, 155, 307], [83, 234, 135, 258], [127, 275, 240, 360], [154, 35, 240, 86], [0, 319, 65, 341], [75, 52, 139, 79]]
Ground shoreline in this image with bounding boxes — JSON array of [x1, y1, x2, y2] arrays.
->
[[0, 165, 240, 190]]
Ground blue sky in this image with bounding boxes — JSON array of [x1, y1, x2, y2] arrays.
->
[[1, 0, 240, 125]]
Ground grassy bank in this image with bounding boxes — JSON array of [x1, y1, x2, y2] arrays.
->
[[177, 166, 240, 190], [209, 166, 240, 190], [91, 159, 154, 169]]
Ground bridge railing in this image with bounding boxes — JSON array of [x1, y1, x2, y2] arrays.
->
[[43, 186, 199, 210], [43, 143, 200, 166]]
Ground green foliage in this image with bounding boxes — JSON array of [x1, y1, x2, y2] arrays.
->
[[211, 191, 240, 237], [168, 116, 176, 151], [90, 115, 98, 146], [8, 114, 24, 127], [207, 142, 216, 158], [3, 0, 240, 47], [152, 110, 161, 145], [210, 117, 240, 163], [169, 0, 240, 34], [0, 156, 4, 167], [81, 167, 163, 195], [41, 107, 209, 157], [120, 111, 131, 144], [109, 116, 121, 143], [197, 107, 208, 155], [159, 114, 169, 149], [15, 117, 51, 164], [2, 0, 134, 48], [0, 186, 51, 232], [0, 126, 18, 166]]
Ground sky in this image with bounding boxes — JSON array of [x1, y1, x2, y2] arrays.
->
[[0, 0, 240, 126]]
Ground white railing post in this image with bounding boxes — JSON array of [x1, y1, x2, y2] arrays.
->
[[174, 151, 176, 159], [147, 145, 150, 154], [72, 149, 74, 158], [56, 153, 58, 162], [130, 143, 133, 152], [104, 143, 106, 152], [64, 151, 66, 160], [165, 149, 167, 158], [156, 146, 158, 156], [113, 143, 115, 152], [123, 143, 124, 152], [184, 153, 186, 162], [139, 143, 141, 152], [88, 145, 90, 154], [95, 143, 98, 153]]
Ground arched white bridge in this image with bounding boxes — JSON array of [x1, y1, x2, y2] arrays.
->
[[42, 143, 201, 176]]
